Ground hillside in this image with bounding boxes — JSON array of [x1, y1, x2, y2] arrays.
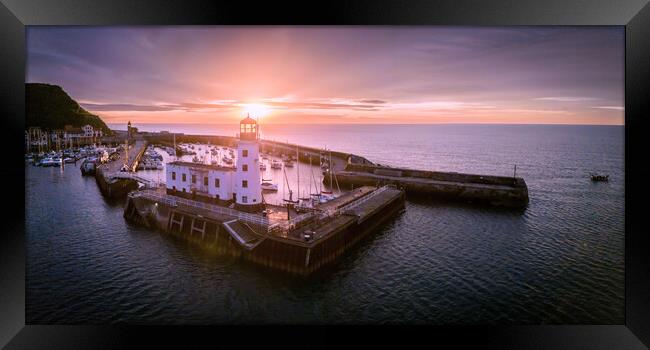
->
[[26, 83, 112, 135]]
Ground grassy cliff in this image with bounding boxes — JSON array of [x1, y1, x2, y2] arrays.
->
[[26, 83, 112, 135]]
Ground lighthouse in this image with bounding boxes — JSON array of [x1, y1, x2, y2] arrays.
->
[[234, 115, 263, 212]]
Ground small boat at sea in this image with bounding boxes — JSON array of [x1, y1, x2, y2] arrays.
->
[[591, 174, 609, 182], [261, 181, 278, 192]]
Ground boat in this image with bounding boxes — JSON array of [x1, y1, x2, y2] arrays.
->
[[80, 158, 97, 175], [271, 159, 282, 169], [39, 157, 55, 167], [192, 155, 200, 163], [591, 174, 609, 182], [259, 163, 267, 170], [283, 159, 294, 167], [261, 182, 278, 192], [64, 157, 75, 163]]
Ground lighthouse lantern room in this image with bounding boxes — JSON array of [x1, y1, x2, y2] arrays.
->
[[234, 115, 263, 212]]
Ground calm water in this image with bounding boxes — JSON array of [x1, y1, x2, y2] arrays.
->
[[26, 124, 624, 324]]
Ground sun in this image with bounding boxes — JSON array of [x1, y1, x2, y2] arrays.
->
[[241, 103, 271, 118]]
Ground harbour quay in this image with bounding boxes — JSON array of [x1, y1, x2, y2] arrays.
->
[[335, 163, 529, 208], [124, 185, 404, 275], [95, 138, 149, 199]]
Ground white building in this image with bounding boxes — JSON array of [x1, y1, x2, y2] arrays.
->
[[166, 161, 235, 203], [165, 116, 264, 212]]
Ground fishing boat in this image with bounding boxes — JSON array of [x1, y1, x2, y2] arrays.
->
[[591, 174, 609, 182], [261, 181, 278, 192]]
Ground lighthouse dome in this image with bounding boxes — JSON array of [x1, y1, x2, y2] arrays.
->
[[239, 114, 258, 141]]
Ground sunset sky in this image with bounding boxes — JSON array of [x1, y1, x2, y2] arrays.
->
[[26, 26, 624, 125]]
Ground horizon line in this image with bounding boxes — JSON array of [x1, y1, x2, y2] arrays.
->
[[107, 122, 625, 127]]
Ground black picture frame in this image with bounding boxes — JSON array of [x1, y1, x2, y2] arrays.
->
[[1, 0, 648, 348]]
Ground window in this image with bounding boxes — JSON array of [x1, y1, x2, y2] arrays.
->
[[242, 164, 248, 171], [204, 177, 208, 186], [192, 174, 196, 184], [215, 194, 220, 200], [242, 149, 248, 157], [171, 172, 176, 180], [182, 173, 186, 182], [242, 196, 248, 203], [173, 186, 176, 191], [182, 188, 186, 192], [242, 180, 248, 188], [214, 178, 220, 188]]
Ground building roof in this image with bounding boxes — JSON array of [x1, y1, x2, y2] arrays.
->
[[167, 161, 236, 172]]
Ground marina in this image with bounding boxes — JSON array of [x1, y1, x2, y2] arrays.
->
[[121, 117, 406, 275], [24, 119, 535, 274]]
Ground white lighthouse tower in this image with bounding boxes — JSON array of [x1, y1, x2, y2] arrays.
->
[[234, 115, 263, 212]]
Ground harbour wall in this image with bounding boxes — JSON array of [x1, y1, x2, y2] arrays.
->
[[123, 189, 405, 275], [334, 163, 529, 208]]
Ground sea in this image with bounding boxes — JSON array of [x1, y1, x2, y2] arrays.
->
[[26, 124, 624, 324]]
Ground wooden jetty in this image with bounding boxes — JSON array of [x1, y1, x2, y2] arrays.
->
[[124, 185, 406, 275]]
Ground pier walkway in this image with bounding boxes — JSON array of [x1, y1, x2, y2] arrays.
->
[[101, 140, 147, 174]]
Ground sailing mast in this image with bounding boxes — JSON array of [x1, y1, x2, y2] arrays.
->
[[329, 150, 333, 189], [296, 145, 300, 201]]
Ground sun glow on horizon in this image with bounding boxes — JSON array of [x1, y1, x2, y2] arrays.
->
[[241, 103, 271, 120]]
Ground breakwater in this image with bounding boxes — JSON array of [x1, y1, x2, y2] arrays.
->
[[334, 163, 529, 208], [124, 185, 405, 275]]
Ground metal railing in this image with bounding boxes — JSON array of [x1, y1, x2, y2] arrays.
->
[[107, 172, 161, 189], [336, 185, 393, 215], [131, 190, 275, 230]]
